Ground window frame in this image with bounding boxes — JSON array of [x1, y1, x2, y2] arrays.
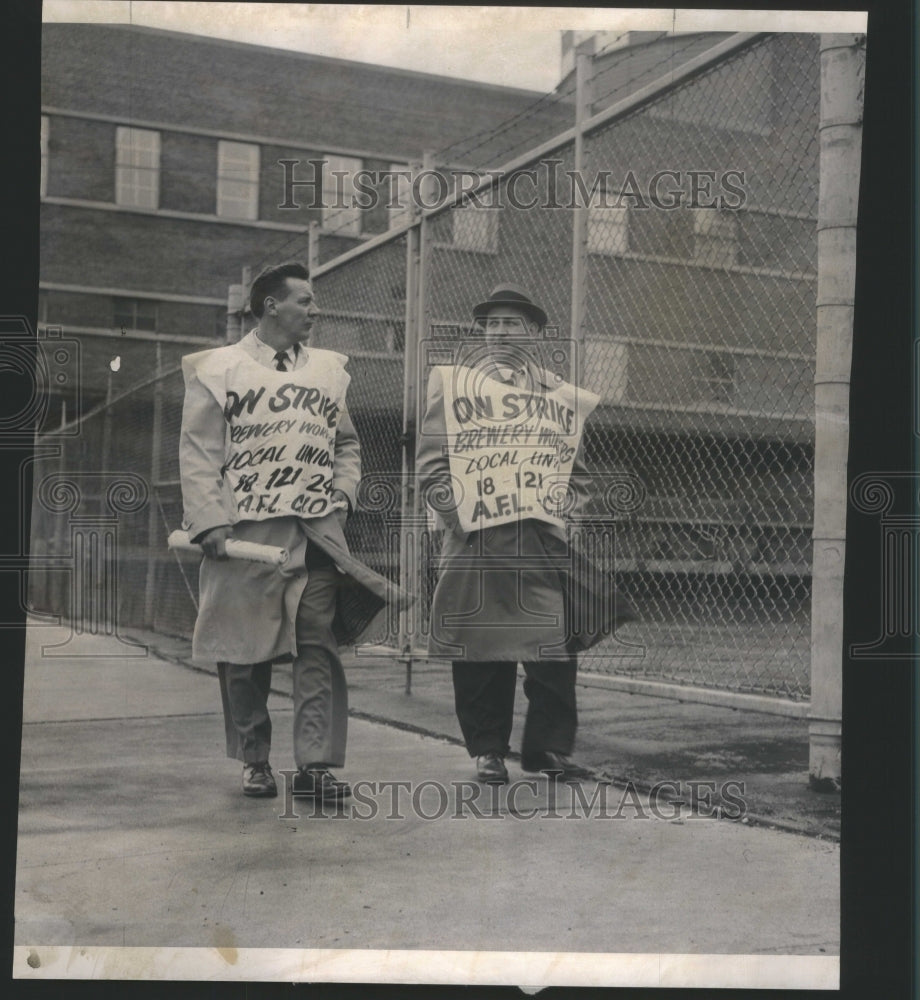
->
[[322, 154, 362, 236], [387, 162, 413, 229], [584, 336, 629, 403], [216, 140, 260, 221], [115, 126, 161, 210], [695, 349, 736, 405], [450, 203, 499, 253], [113, 297, 158, 333], [691, 207, 740, 267], [587, 201, 630, 255], [40, 115, 50, 198]]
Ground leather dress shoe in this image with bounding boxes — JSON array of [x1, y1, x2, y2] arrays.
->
[[292, 767, 352, 799], [520, 751, 594, 780], [242, 761, 278, 797], [476, 753, 509, 784]]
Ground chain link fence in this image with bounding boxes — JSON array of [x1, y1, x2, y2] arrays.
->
[[28, 32, 829, 708], [575, 33, 820, 699], [27, 335, 200, 644], [309, 234, 412, 648], [323, 31, 819, 703]]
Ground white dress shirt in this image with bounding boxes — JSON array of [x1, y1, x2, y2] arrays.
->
[[245, 329, 307, 371]]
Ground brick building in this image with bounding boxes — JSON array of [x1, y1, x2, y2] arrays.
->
[[39, 22, 574, 412]]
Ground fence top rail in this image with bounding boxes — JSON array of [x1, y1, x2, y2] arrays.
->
[[311, 224, 413, 278], [312, 31, 768, 281], [580, 31, 765, 136]]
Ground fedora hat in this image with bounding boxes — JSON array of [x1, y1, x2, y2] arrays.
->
[[472, 284, 548, 329]]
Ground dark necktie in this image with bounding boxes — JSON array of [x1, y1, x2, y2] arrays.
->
[[273, 351, 289, 372]]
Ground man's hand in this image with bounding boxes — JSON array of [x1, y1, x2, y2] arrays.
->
[[199, 524, 234, 560], [330, 489, 350, 531]]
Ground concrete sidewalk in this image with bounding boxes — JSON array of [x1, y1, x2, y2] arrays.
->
[[137, 624, 840, 840], [14, 619, 839, 987]]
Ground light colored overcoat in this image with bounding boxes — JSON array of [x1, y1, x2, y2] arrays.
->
[[179, 335, 404, 664]]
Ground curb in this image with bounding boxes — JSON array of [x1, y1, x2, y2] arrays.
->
[[135, 633, 840, 843]]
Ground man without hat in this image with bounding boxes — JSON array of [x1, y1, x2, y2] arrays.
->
[[180, 261, 402, 799]]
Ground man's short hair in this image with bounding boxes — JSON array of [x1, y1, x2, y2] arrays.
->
[[249, 261, 310, 319]]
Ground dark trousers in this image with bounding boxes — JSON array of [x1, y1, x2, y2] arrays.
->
[[451, 658, 578, 758], [217, 545, 347, 769]]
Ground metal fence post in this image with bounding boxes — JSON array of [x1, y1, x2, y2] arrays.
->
[[101, 368, 113, 473], [569, 48, 592, 381], [241, 265, 253, 336], [307, 220, 321, 271], [51, 400, 69, 616], [810, 33, 864, 790], [226, 282, 244, 344], [397, 159, 423, 693], [143, 340, 163, 629]]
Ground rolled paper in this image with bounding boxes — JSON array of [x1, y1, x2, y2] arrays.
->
[[167, 530, 289, 566]]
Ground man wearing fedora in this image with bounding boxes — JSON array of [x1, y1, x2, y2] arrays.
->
[[417, 283, 631, 784]]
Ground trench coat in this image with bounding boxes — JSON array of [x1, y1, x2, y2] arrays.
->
[[416, 363, 635, 662], [179, 338, 409, 664]]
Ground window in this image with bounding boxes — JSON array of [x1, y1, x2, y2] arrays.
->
[[452, 204, 499, 253], [113, 298, 157, 333], [322, 154, 362, 236], [692, 208, 738, 267], [385, 323, 406, 353], [40, 116, 49, 197], [386, 283, 407, 352], [115, 127, 160, 209], [696, 350, 735, 405], [315, 317, 361, 352], [217, 141, 259, 220], [583, 338, 629, 403], [388, 163, 413, 229], [588, 202, 629, 254]]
